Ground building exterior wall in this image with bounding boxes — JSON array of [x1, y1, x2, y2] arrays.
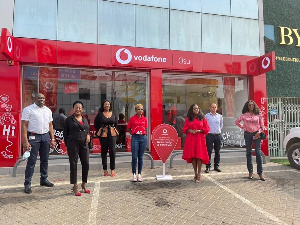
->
[[0, 0, 268, 167]]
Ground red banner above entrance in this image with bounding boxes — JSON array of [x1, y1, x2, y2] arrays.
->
[[112, 46, 172, 69]]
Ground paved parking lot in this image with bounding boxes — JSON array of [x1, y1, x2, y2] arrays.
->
[[0, 162, 299, 225]]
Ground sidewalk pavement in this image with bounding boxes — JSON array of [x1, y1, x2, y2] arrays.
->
[[0, 161, 299, 225]]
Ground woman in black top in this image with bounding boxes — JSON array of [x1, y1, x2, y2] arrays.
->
[[64, 101, 91, 196], [94, 100, 118, 177]]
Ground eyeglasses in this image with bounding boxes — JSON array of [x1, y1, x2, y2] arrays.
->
[[137, 108, 144, 111]]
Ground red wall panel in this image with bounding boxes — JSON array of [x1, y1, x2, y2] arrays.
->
[[0, 61, 21, 166], [57, 41, 97, 67]]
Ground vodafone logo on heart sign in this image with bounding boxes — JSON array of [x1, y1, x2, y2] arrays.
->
[[151, 124, 178, 163]]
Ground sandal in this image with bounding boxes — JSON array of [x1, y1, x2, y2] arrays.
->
[[104, 170, 109, 177], [249, 173, 253, 179], [195, 174, 201, 183], [72, 185, 81, 196], [81, 183, 91, 194], [111, 170, 115, 177]]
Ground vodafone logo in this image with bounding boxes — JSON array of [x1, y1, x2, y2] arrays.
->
[[7, 37, 12, 53], [116, 48, 132, 65], [262, 57, 270, 69]]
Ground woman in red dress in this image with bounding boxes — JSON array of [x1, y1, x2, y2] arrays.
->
[[182, 104, 210, 182]]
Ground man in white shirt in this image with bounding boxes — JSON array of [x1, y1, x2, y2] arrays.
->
[[205, 103, 223, 173], [21, 93, 56, 194]]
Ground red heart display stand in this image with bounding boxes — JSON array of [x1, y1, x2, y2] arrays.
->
[[151, 124, 178, 181]]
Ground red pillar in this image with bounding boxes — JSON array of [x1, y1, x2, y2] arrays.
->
[[249, 73, 268, 156], [0, 61, 21, 166], [150, 69, 163, 160]]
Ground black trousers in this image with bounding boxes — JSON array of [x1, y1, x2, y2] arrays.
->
[[67, 139, 89, 184], [206, 133, 221, 168], [100, 136, 117, 170]]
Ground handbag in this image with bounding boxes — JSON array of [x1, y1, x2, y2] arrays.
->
[[97, 127, 108, 137], [88, 138, 94, 149], [260, 131, 267, 140]]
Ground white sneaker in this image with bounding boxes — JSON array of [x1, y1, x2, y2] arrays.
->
[[137, 174, 143, 182], [132, 173, 137, 182]]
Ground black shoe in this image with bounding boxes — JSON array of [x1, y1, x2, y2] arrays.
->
[[214, 168, 221, 172], [205, 168, 210, 173], [40, 179, 54, 187], [24, 184, 32, 194]]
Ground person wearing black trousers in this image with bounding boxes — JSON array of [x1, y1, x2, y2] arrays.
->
[[64, 101, 91, 196], [94, 100, 118, 177], [205, 103, 223, 173]]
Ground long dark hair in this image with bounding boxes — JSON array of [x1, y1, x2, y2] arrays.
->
[[242, 100, 260, 115], [99, 100, 112, 112], [187, 104, 204, 121]]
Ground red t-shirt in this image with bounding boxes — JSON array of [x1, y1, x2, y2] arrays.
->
[[127, 115, 148, 135]]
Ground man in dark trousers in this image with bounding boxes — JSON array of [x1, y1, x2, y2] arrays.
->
[[205, 103, 223, 173], [21, 93, 56, 194]]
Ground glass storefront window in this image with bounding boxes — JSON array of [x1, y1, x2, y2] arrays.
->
[[22, 66, 148, 154], [163, 73, 249, 149]]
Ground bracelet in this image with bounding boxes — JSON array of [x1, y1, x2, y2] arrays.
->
[[51, 139, 56, 141]]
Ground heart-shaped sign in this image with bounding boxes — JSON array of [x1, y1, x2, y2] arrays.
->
[[152, 124, 178, 163], [0, 94, 9, 104]]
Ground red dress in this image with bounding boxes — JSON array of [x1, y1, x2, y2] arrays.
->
[[182, 117, 210, 164]]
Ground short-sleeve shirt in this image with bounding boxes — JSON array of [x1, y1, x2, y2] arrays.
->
[[21, 103, 53, 134], [127, 115, 148, 135]]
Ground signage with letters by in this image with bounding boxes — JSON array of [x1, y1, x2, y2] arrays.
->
[[279, 26, 300, 47]]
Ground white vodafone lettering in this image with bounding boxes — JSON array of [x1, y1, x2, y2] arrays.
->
[[133, 55, 167, 63], [7, 37, 12, 53], [116, 48, 167, 65], [262, 57, 271, 69]]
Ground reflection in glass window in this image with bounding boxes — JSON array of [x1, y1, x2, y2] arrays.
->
[[136, 6, 169, 49], [202, 0, 230, 16], [58, 0, 97, 43], [232, 18, 260, 56], [231, 0, 258, 19], [202, 14, 231, 54], [13, 0, 57, 40], [22, 66, 148, 153], [162, 74, 248, 149], [170, 0, 201, 13], [170, 10, 201, 52], [98, 1, 135, 46], [136, 0, 169, 8]]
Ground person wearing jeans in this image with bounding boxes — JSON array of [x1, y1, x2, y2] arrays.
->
[[235, 100, 266, 181], [127, 104, 148, 182], [21, 93, 56, 194]]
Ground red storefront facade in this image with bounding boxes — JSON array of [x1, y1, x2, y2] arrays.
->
[[0, 29, 273, 167]]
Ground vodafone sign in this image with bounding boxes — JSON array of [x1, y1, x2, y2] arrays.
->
[[259, 51, 275, 74], [112, 46, 172, 68], [1, 28, 14, 60], [247, 51, 276, 75]]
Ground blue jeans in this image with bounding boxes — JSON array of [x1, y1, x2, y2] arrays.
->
[[244, 132, 263, 175], [24, 133, 50, 185], [131, 134, 147, 175]]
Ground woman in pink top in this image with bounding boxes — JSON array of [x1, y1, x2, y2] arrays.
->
[[235, 100, 265, 181]]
